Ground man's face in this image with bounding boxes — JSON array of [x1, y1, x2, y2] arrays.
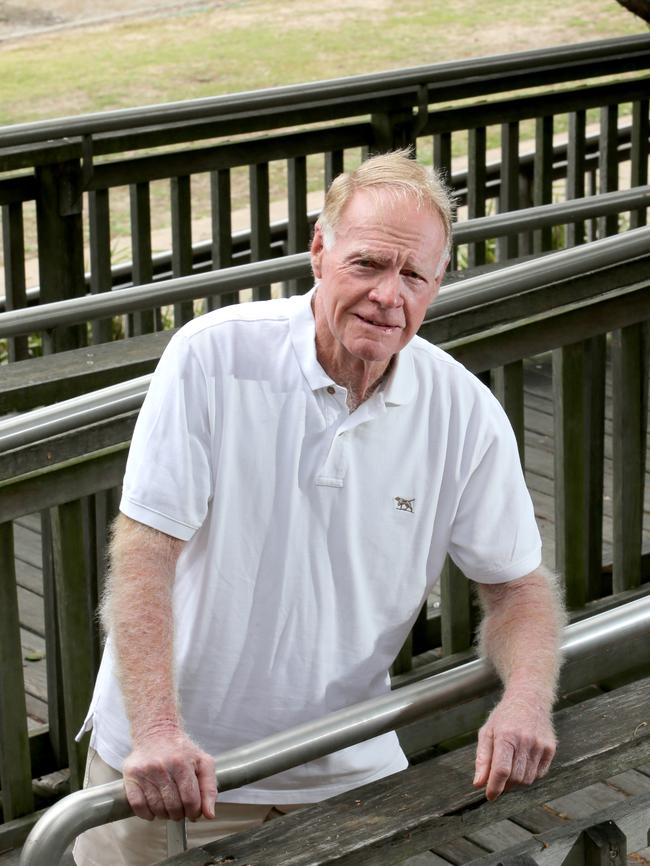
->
[[311, 189, 448, 371]]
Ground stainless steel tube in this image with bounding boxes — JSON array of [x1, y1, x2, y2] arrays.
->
[[0, 376, 151, 454], [20, 595, 650, 866], [0, 226, 648, 341]]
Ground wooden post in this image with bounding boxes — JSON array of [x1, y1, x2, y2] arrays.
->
[[630, 99, 649, 229], [440, 557, 473, 656], [88, 188, 114, 344], [171, 175, 195, 325], [130, 180, 157, 332], [209, 168, 235, 310], [468, 126, 487, 268], [0, 522, 35, 820], [498, 121, 520, 262], [324, 150, 344, 189], [612, 324, 647, 592], [40, 511, 68, 768], [533, 115, 554, 254], [553, 343, 588, 608], [34, 160, 86, 353], [287, 155, 311, 296], [50, 499, 97, 790], [493, 361, 525, 466], [582, 820, 627, 866], [1, 202, 29, 362], [250, 162, 272, 301]]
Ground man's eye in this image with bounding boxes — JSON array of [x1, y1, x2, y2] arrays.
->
[[403, 270, 423, 281], [356, 259, 373, 268]]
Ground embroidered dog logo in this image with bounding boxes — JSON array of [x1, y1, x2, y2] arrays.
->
[[395, 496, 415, 513]]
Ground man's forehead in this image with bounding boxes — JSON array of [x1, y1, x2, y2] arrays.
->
[[338, 188, 442, 233]]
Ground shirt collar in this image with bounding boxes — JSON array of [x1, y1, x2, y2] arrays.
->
[[289, 287, 417, 405]]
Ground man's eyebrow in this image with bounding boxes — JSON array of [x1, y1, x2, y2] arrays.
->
[[345, 248, 393, 263]]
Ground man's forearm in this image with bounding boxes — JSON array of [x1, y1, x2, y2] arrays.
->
[[102, 514, 216, 820], [101, 513, 184, 742], [472, 566, 567, 800], [477, 565, 566, 708]]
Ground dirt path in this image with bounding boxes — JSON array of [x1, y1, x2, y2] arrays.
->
[[0, 0, 229, 42]]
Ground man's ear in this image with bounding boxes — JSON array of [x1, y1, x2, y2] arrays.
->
[[311, 224, 325, 279]]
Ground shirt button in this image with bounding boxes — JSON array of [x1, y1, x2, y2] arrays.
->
[[327, 386, 335, 395]]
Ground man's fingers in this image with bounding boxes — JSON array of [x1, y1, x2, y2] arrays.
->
[[485, 738, 515, 801], [195, 755, 217, 819], [537, 743, 556, 778], [124, 777, 155, 821], [473, 726, 494, 787]]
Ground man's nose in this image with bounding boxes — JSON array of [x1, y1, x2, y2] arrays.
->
[[368, 271, 403, 307]]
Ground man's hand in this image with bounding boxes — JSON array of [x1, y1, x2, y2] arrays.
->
[[473, 692, 556, 801], [122, 730, 217, 821]]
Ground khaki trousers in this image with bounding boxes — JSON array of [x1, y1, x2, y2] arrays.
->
[[73, 748, 307, 866]]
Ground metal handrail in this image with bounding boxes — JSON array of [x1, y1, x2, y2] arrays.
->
[[1, 35, 648, 150], [0, 223, 647, 342], [19, 595, 650, 866], [1, 227, 648, 455], [0, 376, 150, 454]]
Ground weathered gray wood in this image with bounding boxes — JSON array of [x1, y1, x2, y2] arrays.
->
[[34, 161, 86, 353], [582, 820, 626, 866], [250, 161, 271, 301], [498, 121, 519, 262], [0, 522, 34, 820], [448, 283, 650, 383], [50, 499, 95, 790], [467, 126, 487, 268], [440, 557, 473, 656], [208, 168, 235, 310], [0, 330, 172, 414], [493, 362, 525, 464], [158, 678, 650, 866], [171, 175, 194, 325], [466, 819, 532, 853], [612, 323, 647, 592], [0, 446, 128, 531], [0, 413, 136, 484], [598, 105, 619, 239], [533, 115, 553, 255], [566, 109, 586, 247], [40, 510, 67, 767], [2, 201, 29, 362], [87, 188, 113, 344], [462, 791, 650, 866], [287, 155, 311, 296], [552, 342, 589, 608], [129, 180, 157, 334], [324, 150, 344, 188], [630, 99, 649, 229]]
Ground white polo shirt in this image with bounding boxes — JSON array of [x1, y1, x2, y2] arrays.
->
[[81, 289, 541, 803]]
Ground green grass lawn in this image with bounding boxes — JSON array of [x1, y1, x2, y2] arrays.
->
[[0, 0, 644, 127]]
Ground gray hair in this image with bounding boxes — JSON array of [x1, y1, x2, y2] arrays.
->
[[317, 148, 455, 276]]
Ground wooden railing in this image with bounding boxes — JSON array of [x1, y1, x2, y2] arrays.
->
[[0, 228, 648, 845], [0, 34, 648, 847], [0, 34, 648, 358]]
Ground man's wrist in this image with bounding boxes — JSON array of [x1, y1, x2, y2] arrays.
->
[[132, 718, 184, 745]]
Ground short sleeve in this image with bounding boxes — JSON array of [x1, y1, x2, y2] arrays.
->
[[120, 333, 214, 540], [448, 395, 542, 584]]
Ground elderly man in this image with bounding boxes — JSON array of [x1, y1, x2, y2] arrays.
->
[[74, 150, 564, 866]]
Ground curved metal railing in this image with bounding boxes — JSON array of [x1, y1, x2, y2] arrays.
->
[[19, 595, 650, 866]]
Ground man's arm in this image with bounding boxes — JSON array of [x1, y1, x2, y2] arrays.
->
[[473, 565, 566, 801], [101, 513, 217, 821]]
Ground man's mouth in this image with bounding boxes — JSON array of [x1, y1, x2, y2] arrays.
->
[[355, 313, 400, 333]]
